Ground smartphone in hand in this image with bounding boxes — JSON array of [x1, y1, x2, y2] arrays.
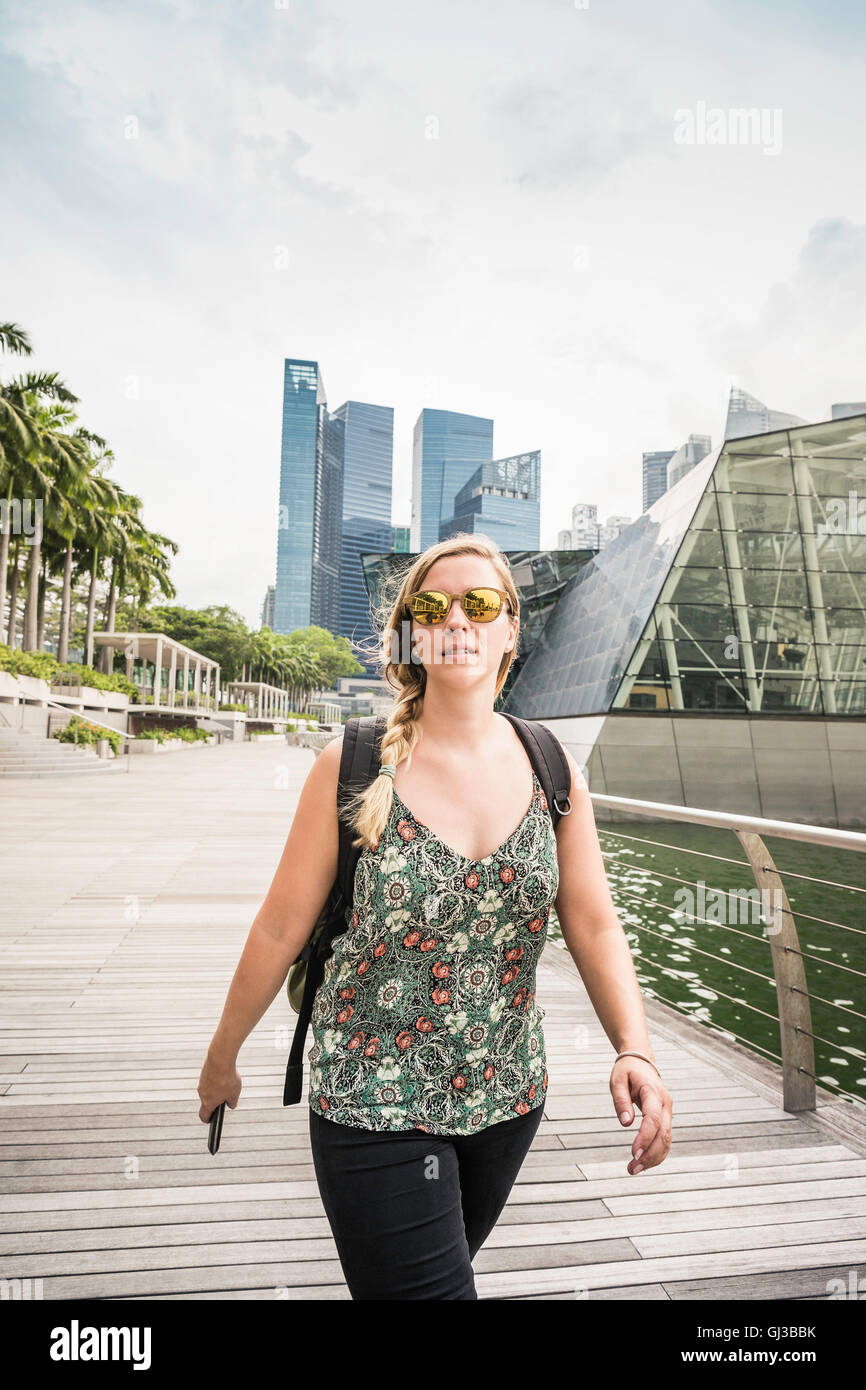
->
[[207, 1102, 226, 1155]]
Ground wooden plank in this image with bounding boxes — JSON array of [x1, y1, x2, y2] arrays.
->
[[2, 741, 865, 1300]]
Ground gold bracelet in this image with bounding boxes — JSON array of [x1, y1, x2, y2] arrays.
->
[[613, 1049, 663, 1081]]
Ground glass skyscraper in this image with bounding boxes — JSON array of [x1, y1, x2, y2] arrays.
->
[[411, 408, 494, 550], [725, 386, 806, 441], [332, 401, 394, 672], [643, 450, 675, 512], [667, 433, 712, 489], [440, 451, 541, 549], [272, 361, 394, 648], [274, 359, 328, 635]]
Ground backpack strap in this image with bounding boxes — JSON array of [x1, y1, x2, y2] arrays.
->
[[333, 714, 387, 913], [499, 712, 573, 828], [283, 715, 385, 1106]]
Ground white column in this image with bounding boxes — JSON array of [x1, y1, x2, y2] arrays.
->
[[169, 646, 177, 709], [154, 638, 163, 710]]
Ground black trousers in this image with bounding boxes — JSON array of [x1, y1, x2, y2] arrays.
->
[[309, 1101, 546, 1300]]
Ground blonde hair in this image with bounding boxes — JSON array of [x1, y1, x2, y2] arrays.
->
[[342, 533, 521, 853]]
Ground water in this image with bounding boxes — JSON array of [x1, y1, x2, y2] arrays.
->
[[548, 818, 866, 1109]]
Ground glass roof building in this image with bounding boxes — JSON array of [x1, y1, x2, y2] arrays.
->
[[503, 414, 866, 827]]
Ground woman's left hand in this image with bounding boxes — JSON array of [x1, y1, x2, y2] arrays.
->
[[610, 1057, 673, 1175]]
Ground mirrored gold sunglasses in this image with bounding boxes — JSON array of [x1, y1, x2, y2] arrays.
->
[[406, 587, 512, 626]]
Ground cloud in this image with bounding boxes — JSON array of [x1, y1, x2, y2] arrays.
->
[[2, 0, 865, 627], [710, 217, 866, 418]]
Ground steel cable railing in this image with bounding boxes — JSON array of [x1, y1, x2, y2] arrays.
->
[[583, 793, 866, 1113]]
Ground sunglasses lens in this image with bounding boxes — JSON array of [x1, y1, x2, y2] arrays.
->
[[409, 591, 450, 625], [462, 589, 504, 622]]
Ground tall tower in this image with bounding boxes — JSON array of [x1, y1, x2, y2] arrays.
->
[[273, 359, 343, 636], [642, 450, 675, 512], [724, 386, 806, 441], [411, 408, 494, 550], [332, 400, 394, 671]]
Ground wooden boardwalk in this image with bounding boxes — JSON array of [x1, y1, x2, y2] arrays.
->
[[1, 742, 865, 1300]]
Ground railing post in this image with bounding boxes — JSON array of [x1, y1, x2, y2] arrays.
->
[[734, 830, 816, 1113]]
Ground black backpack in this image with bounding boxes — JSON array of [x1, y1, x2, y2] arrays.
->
[[282, 711, 573, 1105]]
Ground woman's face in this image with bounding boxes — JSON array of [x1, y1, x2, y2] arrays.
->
[[407, 557, 518, 681]]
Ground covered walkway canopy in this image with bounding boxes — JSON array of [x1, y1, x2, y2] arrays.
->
[[94, 632, 220, 713], [223, 681, 290, 722]]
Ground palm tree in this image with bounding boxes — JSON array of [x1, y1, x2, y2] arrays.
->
[[19, 405, 98, 652], [97, 487, 147, 672], [1, 323, 79, 643], [128, 529, 178, 631], [77, 473, 122, 668]]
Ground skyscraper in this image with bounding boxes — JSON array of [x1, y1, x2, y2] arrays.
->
[[411, 408, 494, 550], [667, 434, 712, 489], [271, 359, 395, 651], [559, 503, 632, 551], [273, 359, 330, 635], [439, 451, 541, 549], [724, 386, 806, 441], [332, 400, 394, 671], [642, 450, 675, 512]]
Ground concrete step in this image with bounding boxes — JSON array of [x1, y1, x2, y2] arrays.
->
[[0, 732, 122, 776], [0, 766, 122, 778], [0, 761, 113, 772]]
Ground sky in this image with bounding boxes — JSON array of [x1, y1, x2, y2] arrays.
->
[[2, 0, 866, 629]]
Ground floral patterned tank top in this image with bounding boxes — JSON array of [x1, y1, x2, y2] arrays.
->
[[307, 768, 560, 1135]]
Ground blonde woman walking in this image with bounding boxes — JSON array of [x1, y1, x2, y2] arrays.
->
[[198, 535, 673, 1299]]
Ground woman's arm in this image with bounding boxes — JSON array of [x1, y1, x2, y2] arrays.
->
[[553, 746, 673, 1174], [196, 735, 343, 1120]]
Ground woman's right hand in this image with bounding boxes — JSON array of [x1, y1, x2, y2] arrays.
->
[[197, 1048, 242, 1122]]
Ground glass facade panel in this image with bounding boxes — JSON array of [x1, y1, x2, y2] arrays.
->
[[712, 491, 799, 532], [824, 609, 866, 642], [813, 530, 866, 571], [788, 414, 866, 462], [504, 455, 718, 719]]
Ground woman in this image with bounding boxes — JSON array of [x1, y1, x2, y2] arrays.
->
[[197, 534, 673, 1299]]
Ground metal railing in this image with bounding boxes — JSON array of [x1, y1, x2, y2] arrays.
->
[[589, 792, 866, 1114]]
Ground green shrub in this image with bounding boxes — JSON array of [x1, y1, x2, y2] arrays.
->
[[0, 647, 135, 698], [55, 717, 123, 756], [0, 644, 58, 680], [54, 662, 138, 698], [134, 725, 211, 744]]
